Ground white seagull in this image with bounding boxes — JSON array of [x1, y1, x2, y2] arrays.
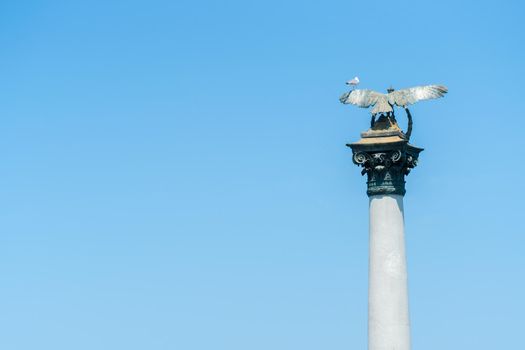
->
[[346, 76, 360, 88]]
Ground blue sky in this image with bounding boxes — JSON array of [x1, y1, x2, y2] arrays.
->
[[0, 0, 524, 349]]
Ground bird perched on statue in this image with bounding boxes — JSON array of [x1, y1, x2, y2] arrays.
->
[[346, 76, 360, 88], [340, 84, 448, 116]]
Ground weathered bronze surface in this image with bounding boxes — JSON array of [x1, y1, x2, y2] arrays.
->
[[348, 118, 423, 197], [340, 85, 447, 116], [340, 84, 447, 141]]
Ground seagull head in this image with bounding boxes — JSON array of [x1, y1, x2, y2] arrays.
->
[[346, 76, 360, 86]]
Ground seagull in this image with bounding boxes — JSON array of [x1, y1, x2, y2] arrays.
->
[[346, 76, 360, 89]]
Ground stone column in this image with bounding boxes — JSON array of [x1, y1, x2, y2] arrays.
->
[[368, 194, 409, 350], [348, 116, 422, 350]]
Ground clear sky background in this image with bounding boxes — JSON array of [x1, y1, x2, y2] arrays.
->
[[0, 1, 523, 349]]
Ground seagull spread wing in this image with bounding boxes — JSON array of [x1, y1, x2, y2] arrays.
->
[[340, 89, 383, 108], [388, 85, 448, 107]]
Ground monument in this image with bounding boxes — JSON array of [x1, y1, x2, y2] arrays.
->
[[340, 84, 448, 350]]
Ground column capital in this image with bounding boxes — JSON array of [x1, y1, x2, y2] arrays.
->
[[347, 116, 423, 197]]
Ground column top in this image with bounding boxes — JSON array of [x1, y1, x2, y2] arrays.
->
[[347, 116, 423, 197]]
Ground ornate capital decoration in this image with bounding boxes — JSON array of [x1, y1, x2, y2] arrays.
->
[[347, 115, 423, 197], [351, 145, 421, 196]]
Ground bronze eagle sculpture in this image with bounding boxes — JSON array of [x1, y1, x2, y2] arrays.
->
[[340, 84, 448, 140], [340, 85, 448, 116]]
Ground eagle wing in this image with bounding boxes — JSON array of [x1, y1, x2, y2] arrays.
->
[[340, 89, 383, 108], [388, 85, 448, 107]]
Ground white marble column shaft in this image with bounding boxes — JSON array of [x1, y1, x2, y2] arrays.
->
[[368, 194, 410, 350]]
